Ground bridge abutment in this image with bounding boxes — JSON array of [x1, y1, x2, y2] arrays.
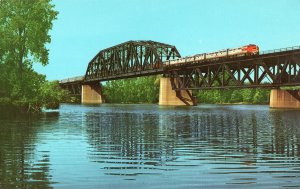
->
[[159, 77, 196, 106], [81, 83, 103, 104], [270, 89, 300, 109]]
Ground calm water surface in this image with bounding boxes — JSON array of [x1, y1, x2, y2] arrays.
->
[[0, 104, 300, 189]]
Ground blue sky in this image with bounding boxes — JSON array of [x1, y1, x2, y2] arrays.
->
[[34, 0, 300, 80]]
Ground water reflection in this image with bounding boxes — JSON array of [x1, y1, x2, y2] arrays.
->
[[84, 105, 300, 187], [0, 113, 59, 189], [270, 110, 300, 156], [0, 105, 299, 188]]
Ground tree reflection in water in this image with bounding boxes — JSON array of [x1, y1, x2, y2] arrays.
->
[[0, 105, 299, 188], [0, 113, 58, 189]]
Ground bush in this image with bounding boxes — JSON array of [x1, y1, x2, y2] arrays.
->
[[103, 76, 159, 103], [197, 88, 271, 104]]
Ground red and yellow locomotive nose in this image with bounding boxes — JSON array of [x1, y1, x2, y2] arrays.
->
[[243, 44, 259, 54]]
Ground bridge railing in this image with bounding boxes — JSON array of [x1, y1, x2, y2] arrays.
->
[[259, 45, 300, 55]]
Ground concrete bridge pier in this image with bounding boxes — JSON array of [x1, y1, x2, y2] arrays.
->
[[159, 77, 196, 106], [81, 83, 103, 104], [270, 89, 300, 109]]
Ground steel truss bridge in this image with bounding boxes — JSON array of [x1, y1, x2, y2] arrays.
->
[[85, 40, 180, 82], [167, 47, 300, 89], [60, 40, 300, 99]]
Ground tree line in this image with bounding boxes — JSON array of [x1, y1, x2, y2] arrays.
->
[[196, 88, 270, 104], [0, 0, 67, 113], [103, 76, 160, 103], [102, 76, 270, 104]]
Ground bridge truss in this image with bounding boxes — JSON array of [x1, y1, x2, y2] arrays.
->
[[85, 40, 181, 82], [61, 42, 300, 103], [166, 47, 300, 92]]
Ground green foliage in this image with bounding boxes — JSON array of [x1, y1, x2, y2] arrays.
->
[[0, 0, 64, 113], [39, 81, 69, 109], [0, 63, 68, 112], [280, 86, 300, 90], [230, 90, 243, 103], [196, 88, 270, 104], [0, 0, 58, 66], [241, 88, 255, 103], [103, 76, 160, 104], [253, 89, 269, 104]]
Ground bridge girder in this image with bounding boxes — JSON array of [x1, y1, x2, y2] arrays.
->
[[61, 43, 300, 94], [84, 40, 181, 82], [167, 51, 300, 90]]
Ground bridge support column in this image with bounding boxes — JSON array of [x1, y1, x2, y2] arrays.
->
[[81, 83, 103, 104], [270, 89, 300, 109], [159, 77, 196, 106]]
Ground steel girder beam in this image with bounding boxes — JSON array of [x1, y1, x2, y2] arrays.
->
[[84, 40, 181, 82], [287, 90, 300, 101], [166, 52, 300, 90], [59, 76, 84, 96], [60, 83, 82, 96], [169, 75, 197, 106]]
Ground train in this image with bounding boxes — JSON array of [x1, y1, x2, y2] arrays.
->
[[168, 44, 259, 65]]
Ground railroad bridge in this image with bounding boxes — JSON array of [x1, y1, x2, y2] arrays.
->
[[60, 40, 300, 108]]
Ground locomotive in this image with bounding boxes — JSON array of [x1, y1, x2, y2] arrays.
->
[[168, 44, 259, 65]]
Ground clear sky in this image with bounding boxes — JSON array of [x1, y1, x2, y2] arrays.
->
[[34, 0, 300, 80]]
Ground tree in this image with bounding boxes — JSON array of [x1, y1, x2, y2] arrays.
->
[[0, 0, 58, 66], [0, 0, 65, 112], [39, 81, 69, 109], [253, 89, 270, 104], [0, 0, 58, 93], [242, 88, 255, 103], [102, 76, 159, 104], [230, 90, 243, 103]]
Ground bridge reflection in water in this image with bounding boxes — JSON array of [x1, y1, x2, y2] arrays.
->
[[0, 105, 300, 188], [83, 105, 300, 187]]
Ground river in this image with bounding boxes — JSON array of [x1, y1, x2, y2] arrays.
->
[[0, 104, 299, 189]]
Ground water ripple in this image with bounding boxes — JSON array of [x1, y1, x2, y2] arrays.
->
[[0, 104, 299, 188]]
